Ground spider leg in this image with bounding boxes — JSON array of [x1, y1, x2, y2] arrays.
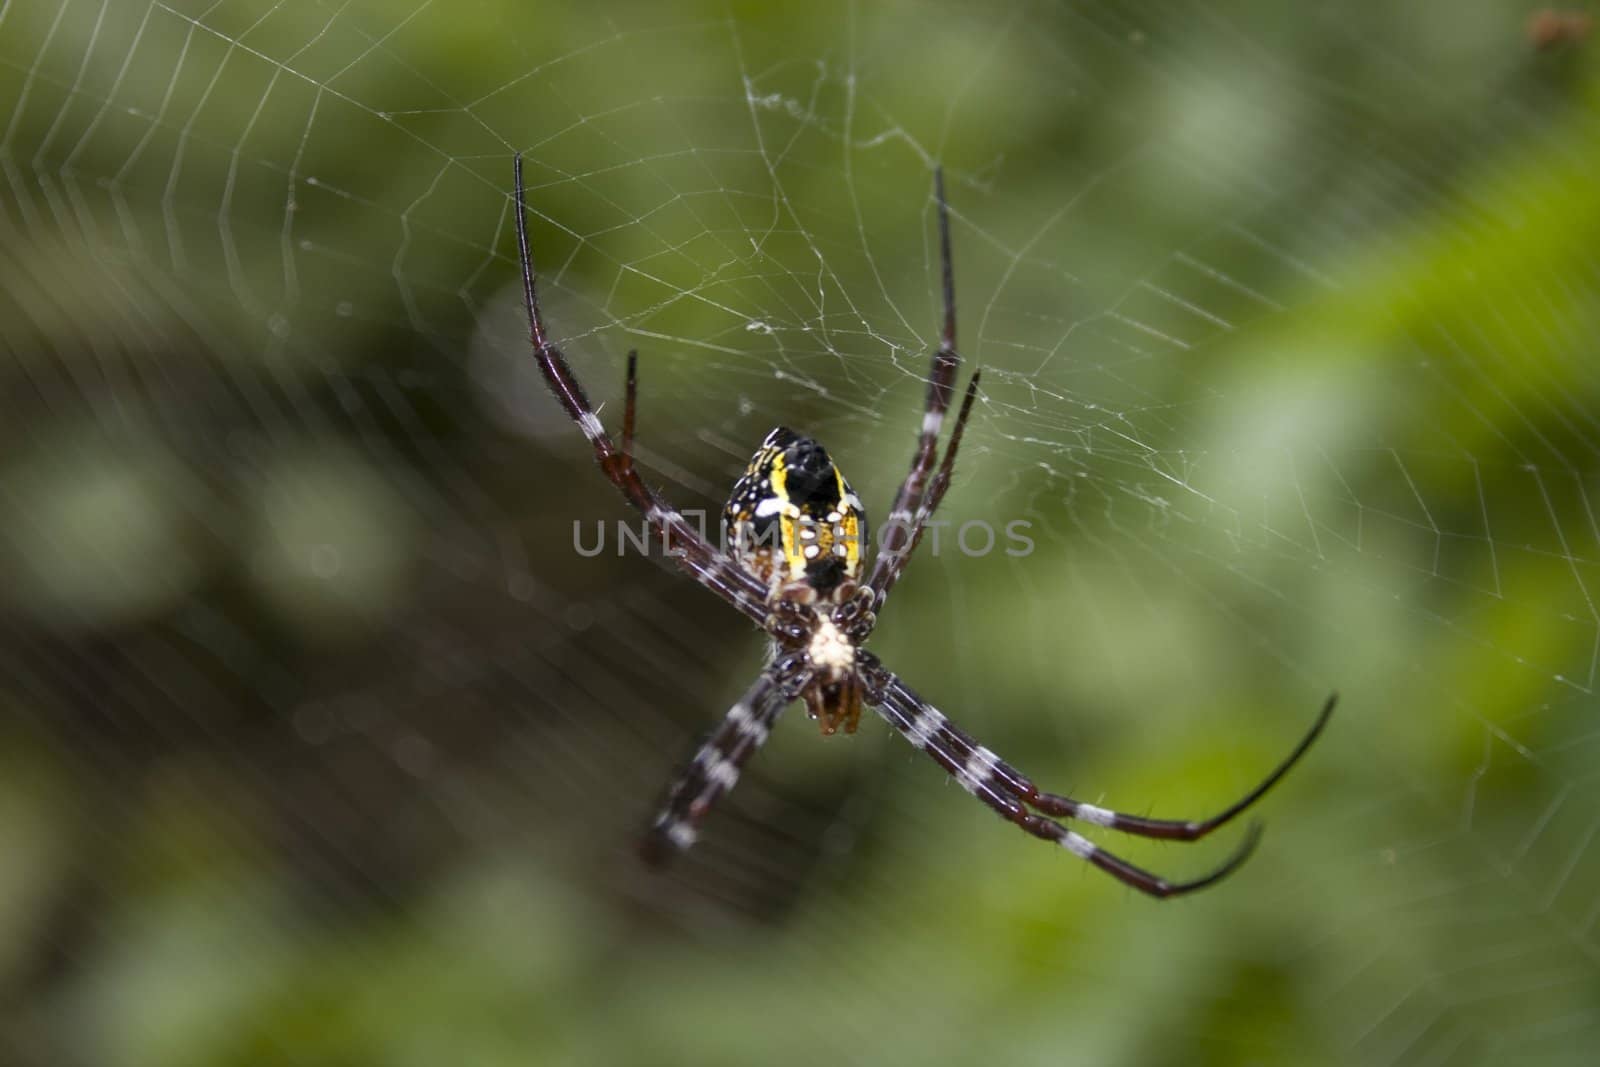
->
[[621, 349, 638, 468], [640, 654, 812, 863], [1025, 693, 1337, 840], [891, 371, 981, 579], [871, 662, 1332, 842], [861, 656, 1321, 898], [866, 167, 966, 608], [512, 155, 768, 623]]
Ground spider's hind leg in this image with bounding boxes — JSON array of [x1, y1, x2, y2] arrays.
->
[[619, 349, 638, 469], [831, 582, 877, 643]]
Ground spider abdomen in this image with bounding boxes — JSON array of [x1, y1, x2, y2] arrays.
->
[[723, 427, 867, 596]]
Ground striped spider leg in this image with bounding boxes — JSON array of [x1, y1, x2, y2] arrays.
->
[[512, 155, 770, 625], [515, 155, 1332, 892], [865, 167, 974, 613], [863, 658, 1338, 898], [639, 652, 812, 861]]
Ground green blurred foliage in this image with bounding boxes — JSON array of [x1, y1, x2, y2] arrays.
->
[[3, 1, 1600, 1065]]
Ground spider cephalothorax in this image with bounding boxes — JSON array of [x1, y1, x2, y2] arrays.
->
[[512, 154, 1335, 893], [723, 427, 874, 734]]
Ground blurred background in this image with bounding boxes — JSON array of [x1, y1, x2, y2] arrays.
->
[[3, 1, 1599, 1064]]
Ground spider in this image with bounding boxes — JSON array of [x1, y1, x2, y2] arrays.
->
[[511, 155, 1335, 897]]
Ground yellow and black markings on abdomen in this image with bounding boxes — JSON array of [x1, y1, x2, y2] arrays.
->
[[722, 427, 866, 596]]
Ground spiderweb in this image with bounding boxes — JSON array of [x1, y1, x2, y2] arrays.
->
[[3, 2, 1598, 1064]]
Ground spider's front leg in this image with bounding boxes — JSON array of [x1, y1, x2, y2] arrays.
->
[[858, 655, 1332, 898], [641, 652, 812, 862]]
